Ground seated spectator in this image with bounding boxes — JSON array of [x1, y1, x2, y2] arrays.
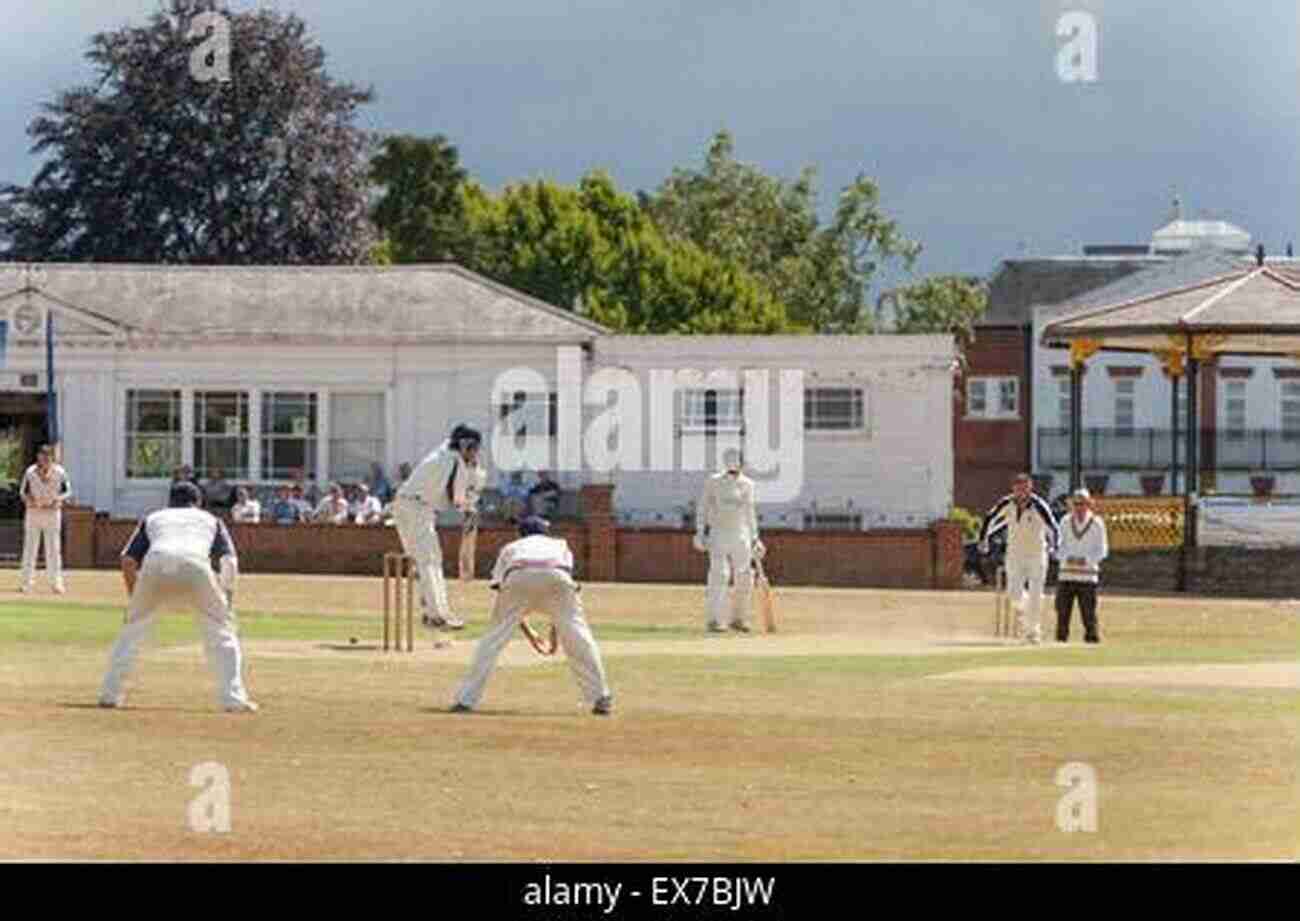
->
[[369, 462, 393, 503], [314, 482, 351, 525], [528, 469, 561, 517], [305, 473, 321, 506], [267, 485, 302, 525], [351, 483, 384, 525], [289, 484, 313, 521], [499, 470, 530, 521], [396, 462, 413, 491], [230, 487, 261, 523], [203, 467, 234, 512]]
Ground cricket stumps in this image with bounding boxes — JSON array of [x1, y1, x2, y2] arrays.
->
[[382, 552, 416, 652]]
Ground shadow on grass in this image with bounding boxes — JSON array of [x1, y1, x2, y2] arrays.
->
[[56, 701, 213, 714], [416, 705, 592, 718]]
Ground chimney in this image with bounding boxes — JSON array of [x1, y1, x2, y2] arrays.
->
[[1255, 244, 1265, 267]]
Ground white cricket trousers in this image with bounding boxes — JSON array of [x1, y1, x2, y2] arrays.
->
[[392, 498, 453, 618], [21, 516, 63, 590], [707, 535, 754, 627], [455, 568, 611, 709], [99, 551, 254, 709], [1005, 550, 1048, 640]]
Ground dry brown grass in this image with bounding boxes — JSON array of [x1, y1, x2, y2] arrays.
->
[[0, 570, 1296, 861]]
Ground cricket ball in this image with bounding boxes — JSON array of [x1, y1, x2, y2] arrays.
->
[[349, 636, 358, 645]]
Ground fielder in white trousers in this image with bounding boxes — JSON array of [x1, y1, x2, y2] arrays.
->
[[99, 486, 256, 712], [453, 523, 612, 714], [19, 450, 71, 592]]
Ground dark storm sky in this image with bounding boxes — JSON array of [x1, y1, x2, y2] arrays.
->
[[3, 0, 1297, 285]]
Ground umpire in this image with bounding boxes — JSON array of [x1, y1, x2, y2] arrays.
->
[[1054, 487, 1109, 644]]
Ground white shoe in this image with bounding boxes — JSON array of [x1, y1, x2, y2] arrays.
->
[[98, 697, 123, 709], [53, 585, 66, 595], [224, 700, 260, 713], [18, 585, 31, 594]]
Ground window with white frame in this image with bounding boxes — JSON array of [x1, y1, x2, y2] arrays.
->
[[680, 388, 744, 433], [806, 511, 862, 530], [261, 391, 318, 480], [804, 387, 865, 431], [1223, 380, 1247, 440], [1113, 379, 1136, 437], [1282, 381, 1300, 441], [497, 390, 557, 438], [125, 389, 182, 478], [1056, 377, 1072, 429], [965, 376, 1018, 420], [330, 393, 386, 482], [193, 391, 250, 479]]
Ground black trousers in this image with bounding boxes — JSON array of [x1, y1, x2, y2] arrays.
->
[[1055, 581, 1100, 642]]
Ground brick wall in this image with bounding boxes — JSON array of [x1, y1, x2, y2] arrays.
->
[[81, 498, 964, 589], [1093, 547, 1300, 598]]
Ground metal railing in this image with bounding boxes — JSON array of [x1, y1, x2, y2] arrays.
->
[[1037, 427, 1300, 472]]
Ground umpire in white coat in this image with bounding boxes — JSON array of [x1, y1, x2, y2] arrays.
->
[[451, 517, 612, 715], [1054, 487, 1109, 644], [694, 448, 765, 633], [98, 482, 257, 712], [978, 472, 1061, 644], [392, 424, 481, 630]]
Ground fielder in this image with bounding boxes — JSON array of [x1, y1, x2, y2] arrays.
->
[[451, 517, 612, 716], [694, 448, 765, 633], [19, 444, 71, 594], [458, 455, 488, 582], [392, 424, 481, 630], [978, 472, 1061, 644], [98, 483, 257, 712]]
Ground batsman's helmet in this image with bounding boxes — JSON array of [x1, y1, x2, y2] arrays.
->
[[449, 424, 483, 453], [518, 516, 550, 537], [168, 482, 202, 508]]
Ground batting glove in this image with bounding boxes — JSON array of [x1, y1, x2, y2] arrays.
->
[[752, 540, 766, 559], [692, 533, 708, 553]]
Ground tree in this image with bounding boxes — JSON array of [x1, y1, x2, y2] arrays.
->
[[882, 275, 989, 348], [369, 134, 468, 263], [643, 130, 921, 332], [0, 0, 376, 263], [458, 171, 794, 334]]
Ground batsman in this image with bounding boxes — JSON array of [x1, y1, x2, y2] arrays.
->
[[978, 472, 1060, 644], [694, 447, 765, 633], [393, 424, 482, 631]]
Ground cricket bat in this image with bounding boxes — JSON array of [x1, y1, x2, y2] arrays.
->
[[754, 558, 777, 633]]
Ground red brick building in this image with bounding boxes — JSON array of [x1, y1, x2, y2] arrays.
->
[[954, 252, 1155, 511]]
